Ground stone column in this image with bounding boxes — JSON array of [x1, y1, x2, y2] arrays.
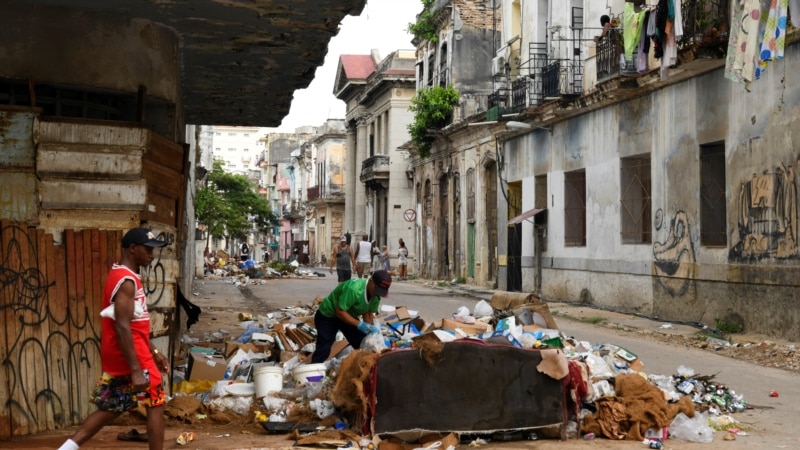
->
[[345, 125, 357, 234], [354, 116, 368, 234]]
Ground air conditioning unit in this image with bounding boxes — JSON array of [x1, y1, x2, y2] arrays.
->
[[492, 55, 507, 76]]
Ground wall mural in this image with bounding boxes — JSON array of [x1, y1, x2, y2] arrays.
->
[[653, 210, 696, 296], [730, 163, 799, 261]]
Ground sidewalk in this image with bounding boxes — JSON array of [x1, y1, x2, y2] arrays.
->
[[432, 281, 711, 340]]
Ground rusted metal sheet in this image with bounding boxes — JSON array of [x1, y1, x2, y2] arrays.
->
[[0, 110, 36, 168], [39, 179, 147, 209], [0, 173, 38, 222]]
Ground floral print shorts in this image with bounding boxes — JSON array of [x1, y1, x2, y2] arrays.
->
[[89, 372, 166, 412]]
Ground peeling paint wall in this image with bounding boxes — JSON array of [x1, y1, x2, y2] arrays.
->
[[502, 43, 800, 340]]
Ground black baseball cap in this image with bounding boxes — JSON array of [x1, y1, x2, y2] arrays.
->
[[371, 270, 392, 297], [122, 228, 168, 248]]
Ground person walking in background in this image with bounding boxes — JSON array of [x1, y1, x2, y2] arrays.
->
[[311, 270, 392, 363], [380, 245, 391, 272], [330, 235, 355, 284], [59, 228, 170, 450], [355, 234, 372, 278], [397, 239, 408, 280], [370, 240, 381, 274]]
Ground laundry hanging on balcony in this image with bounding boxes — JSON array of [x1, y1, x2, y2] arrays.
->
[[755, 0, 789, 80], [623, 2, 648, 61], [726, 0, 793, 85]]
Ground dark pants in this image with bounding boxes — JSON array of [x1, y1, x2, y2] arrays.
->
[[336, 268, 352, 282], [311, 310, 365, 363]]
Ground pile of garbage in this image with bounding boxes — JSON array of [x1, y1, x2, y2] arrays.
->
[[169, 292, 750, 449]]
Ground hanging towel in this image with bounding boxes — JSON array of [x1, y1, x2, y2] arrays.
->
[[755, 0, 788, 79], [623, 2, 648, 60], [725, 0, 764, 84]]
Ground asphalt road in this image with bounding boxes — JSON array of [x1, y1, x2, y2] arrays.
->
[[244, 275, 800, 449]]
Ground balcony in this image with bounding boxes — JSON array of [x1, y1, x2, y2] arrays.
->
[[505, 41, 584, 112], [360, 155, 390, 190], [281, 199, 304, 220], [307, 183, 345, 203]]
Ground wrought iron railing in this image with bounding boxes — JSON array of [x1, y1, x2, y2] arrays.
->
[[596, 30, 622, 83]]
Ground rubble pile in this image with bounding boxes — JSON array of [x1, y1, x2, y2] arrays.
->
[[168, 291, 751, 449]]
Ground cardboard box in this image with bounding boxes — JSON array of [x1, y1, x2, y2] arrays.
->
[[440, 318, 492, 336], [394, 306, 410, 320], [224, 341, 270, 359], [187, 352, 228, 381], [379, 433, 458, 450]]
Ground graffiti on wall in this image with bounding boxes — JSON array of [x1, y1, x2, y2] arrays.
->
[[0, 224, 101, 431], [141, 230, 174, 306], [653, 210, 696, 296], [730, 163, 799, 262]]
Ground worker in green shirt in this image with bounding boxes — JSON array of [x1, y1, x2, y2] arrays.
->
[[311, 270, 392, 363]]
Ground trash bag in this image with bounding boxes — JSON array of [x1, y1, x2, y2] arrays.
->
[[474, 299, 494, 317], [670, 412, 713, 443], [360, 332, 387, 353]]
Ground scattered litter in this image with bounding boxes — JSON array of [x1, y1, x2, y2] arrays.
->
[[176, 431, 194, 445]]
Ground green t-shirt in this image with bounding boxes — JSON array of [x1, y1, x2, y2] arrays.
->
[[318, 278, 381, 319]]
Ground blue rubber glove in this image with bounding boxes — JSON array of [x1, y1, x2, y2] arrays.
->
[[357, 320, 373, 334], [357, 320, 380, 334]]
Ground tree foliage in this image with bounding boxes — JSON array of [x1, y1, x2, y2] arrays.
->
[[407, 0, 438, 43], [407, 85, 460, 158], [195, 159, 276, 244]]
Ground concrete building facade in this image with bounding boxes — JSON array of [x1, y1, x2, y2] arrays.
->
[[335, 50, 417, 269]]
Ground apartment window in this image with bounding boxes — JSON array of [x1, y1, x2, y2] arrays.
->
[[427, 54, 435, 87], [215, 147, 220, 152], [228, 147, 235, 152], [244, 133, 249, 137], [620, 155, 652, 244], [535, 174, 548, 252], [700, 142, 727, 246], [228, 132, 235, 136], [425, 179, 432, 218], [564, 169, 586, 246]]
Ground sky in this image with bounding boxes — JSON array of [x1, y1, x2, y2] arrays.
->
[[273, 0, 422, 132]]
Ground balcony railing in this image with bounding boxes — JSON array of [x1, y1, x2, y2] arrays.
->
[[360, 155, 390, 180], [360, 155, 391, 189], [307, 183, 345, 202]]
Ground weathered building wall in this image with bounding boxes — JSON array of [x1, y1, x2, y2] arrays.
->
[[501, 43, 800, 339], [0, 109, 185, 437], [1, 4, 182, 139]]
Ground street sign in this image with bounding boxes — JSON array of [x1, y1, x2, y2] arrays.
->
[[403, 209, 416, 222]]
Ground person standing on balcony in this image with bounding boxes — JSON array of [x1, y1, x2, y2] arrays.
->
[[330, 235, 355, 284], [594, 15, 613, 42], [355, 234, 373, 278]]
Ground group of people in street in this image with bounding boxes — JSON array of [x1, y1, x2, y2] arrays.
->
[[329, 234, 409, 283]]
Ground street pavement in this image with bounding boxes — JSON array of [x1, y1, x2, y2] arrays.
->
[[4, 273, 798, 449], [242, 274, 800, 449]]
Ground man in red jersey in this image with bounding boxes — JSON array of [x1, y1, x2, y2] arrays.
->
[[59, 228, 170, 450]]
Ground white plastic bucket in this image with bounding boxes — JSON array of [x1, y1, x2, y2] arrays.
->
[[253, 366, 283, 398], [292, 363, 327, 384]]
